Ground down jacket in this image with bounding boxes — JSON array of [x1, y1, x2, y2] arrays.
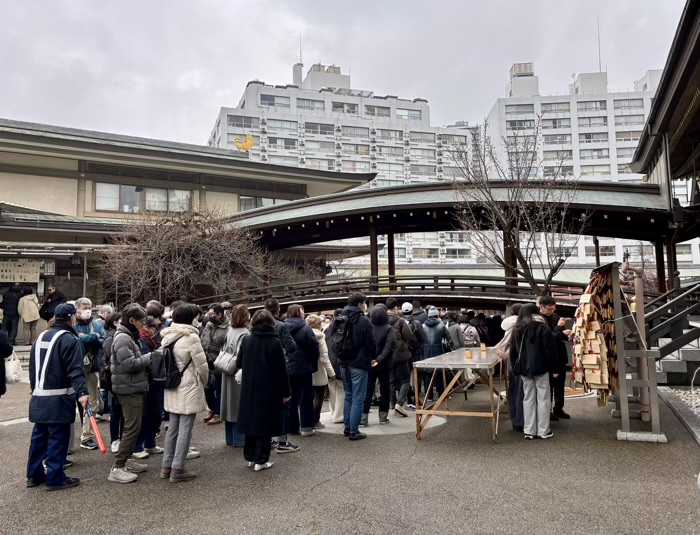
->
[[284, 317, 320, 376], [110, 325, 150, 395], [311, 329, 335, 386], [161, 323, 208, 415], [371, 307, 396, 369], [18, 294, 41, 323], [388, 313, 412, 364]]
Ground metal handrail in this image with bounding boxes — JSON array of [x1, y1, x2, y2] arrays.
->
[[644, 283, 700, 323], [643, 286, 689, 311]]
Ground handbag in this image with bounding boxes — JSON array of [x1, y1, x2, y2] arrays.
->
[[511, 334, 525, 376], [214, 333, 245, 376], [5, 352, 22, 384]]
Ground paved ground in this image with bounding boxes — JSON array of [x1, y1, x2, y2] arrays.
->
[[1, 379, 700, 535]]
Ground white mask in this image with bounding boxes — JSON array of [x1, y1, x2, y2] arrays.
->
[[79, 309, 92, 321]]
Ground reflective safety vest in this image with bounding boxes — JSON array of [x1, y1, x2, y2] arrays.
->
[[32, 329, 73, 397]]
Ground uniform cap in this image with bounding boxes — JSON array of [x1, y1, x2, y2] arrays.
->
[[401, 302, 413, 313], [54, 303, 77, 318]]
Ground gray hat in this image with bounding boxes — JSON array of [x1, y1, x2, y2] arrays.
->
[[428, 308, 439, 317], [54, 303, 77, 318]]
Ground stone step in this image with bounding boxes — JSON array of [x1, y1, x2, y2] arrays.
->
[[659, 356, 687, 373], [656, 369, 668, 384], [680, 348, 700, 362]]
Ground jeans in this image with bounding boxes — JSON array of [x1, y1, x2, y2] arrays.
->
[[225, 421, 245, 447], [205, 373, 222, 416], [312, 385, 327, 424], [162, 413, 195, 470], [363, 367, 391, 414], [244, 435, 271, 465], [288, 373, 315, 433], [27, 423, 71, 486], [522, 374, 551, 437], [109, 393, 124, 443], [114, 393, 144, 469], [134, 412, 160, 451], [390, 361, 411, 407], [1, 315, 19, 345], [342, 366, 368, 435]]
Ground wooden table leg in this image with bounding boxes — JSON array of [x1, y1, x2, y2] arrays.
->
[[443, 368, 448, 410], [489, 367, 497, 442], [414, 365, 421, 440]]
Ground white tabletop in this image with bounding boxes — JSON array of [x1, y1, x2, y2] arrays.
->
[[413, 349, 501, 370]]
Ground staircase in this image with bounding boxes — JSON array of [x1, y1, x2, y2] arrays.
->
[[645, 284, 700, 385]]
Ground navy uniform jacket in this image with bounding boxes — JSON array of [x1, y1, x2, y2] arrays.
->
[[29, 324, 89, 424]]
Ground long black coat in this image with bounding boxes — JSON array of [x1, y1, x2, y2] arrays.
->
[[510, 321, 558, 377], [236, 323, 291, 438], [39, 291, 67, 321], [543, 313, 569, 370]]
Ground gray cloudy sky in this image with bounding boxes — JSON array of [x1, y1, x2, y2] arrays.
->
[[0, 0, 686, 145]]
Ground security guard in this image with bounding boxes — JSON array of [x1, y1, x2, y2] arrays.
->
[[26, 303, 90, 491]]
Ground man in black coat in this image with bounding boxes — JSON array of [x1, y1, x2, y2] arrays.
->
[[1, 283, 23, 345], [539, 296, 572, 420], [0, 330, 12, 397], [362, 304, 396, 425], [39, 286, 67, 322]]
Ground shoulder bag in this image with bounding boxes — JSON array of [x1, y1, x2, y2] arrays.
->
[[214, 332, 245, 375]]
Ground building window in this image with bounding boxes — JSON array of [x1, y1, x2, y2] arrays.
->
[[377, 145, 403, 157], [614, 98, 644, 110], [580, 148, 609, 160], [305, 140, 335, 152], [578, 116, 608, 127], [332, 102, 358, 114], [543, 150, 573, 161], [268, 119, 297, 131], [168, 190, 191, 212], [543, 134, 571, 145], [377, 129, 403, 141], [544, 165, 574, 177], [445, 249, 471, 259], [341, 126, 370, 138], [585, 245, 615, 256], [95, 183, 120, 211], [377, 162, 404, 174], [617, 147, 636, 160], [268, 155, 298, 166], [395, 248, 407, 259], [342, 161, 370, 172], [227, 115, 259, 129], [541, 102, 570, 113], [375, 179, 404, 187], [297, 98, 324, 111], [397, 108, 422, 121], [410, 164, 436, 176], [342, 143, 370, 155], [443, 167, 463, 178], [505, 104, 535, 114], [410, 148, 436, 159], [579, 132, 608, 144], [677, 244, 693, 255], [239, 196, 290, 212], [96, 183, 190, 213], [305, 122, 334, 135], [542, 118, 571, 129], [365, 105, 390, 117], [580, 164, 611, 176], [268, 137, 297, 150], [413, 248, 439, 259], [506, 119, 535, 130], [306, 158, 334, 170], [616, 131, 642, 142], [409, 131, 436, 143], [441, 134, 467, 145], [623, 245, 654, 258], [615, 115, 645, 127], [577, 100, 607, 112], [260, 94, 290, 108], [617, 163, 633, 174]]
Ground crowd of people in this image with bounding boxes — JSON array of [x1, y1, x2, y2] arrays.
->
[[13, 286, 572, 491]]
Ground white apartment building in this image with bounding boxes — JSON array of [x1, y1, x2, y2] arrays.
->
[[208, 62, 700, 279]]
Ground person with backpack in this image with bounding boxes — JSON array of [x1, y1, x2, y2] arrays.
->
[[361, 304, 396, 426], [444, 311, 465, 349], [459, 314, 481, 347], [386, 298, 413, 417], [333, 293, 376, 441], [101, 313, 125, 453], [510, 303, 559, 439], [108, 304, 151, 483], [220, 304, 250, 448], [160, 303, 209, 482], [421, 308, 453, 401], [284, 304, 320, 438]]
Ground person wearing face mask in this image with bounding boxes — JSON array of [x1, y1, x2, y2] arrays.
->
[[108, 304, 152, 484], [221, 302, 233, 322], [201, 304, 230, 426], [73, 297, 105, 451], [26, 303, 90, 491]]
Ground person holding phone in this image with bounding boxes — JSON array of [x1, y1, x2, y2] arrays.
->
[[539, 296, 572, 421]]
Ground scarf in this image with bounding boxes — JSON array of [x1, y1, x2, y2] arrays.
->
[[139, 329, 156, 350]]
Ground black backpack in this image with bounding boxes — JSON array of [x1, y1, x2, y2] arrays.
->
[[331, 315, 355, 362], [162, 343, 192, 389], [407, 320, 421, 354]]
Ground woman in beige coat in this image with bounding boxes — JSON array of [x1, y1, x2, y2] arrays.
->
[[18, 287, 40, 344], [306, 315, 335, 429], [159, 304, 208, 483]]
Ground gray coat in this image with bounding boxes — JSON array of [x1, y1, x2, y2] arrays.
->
[[110, 325, 150, 395], [220, 327, 248, 423]]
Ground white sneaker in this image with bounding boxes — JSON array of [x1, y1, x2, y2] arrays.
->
[[145, 446, 164, 454], [186, 449, 201, 460], [125, 459, 148, 473], [132, 450, 150, 460], [300, 429, 316, 437], [254, 462, 273, 471], [110, 440, 120, 454], [108, 467, 138, 483]]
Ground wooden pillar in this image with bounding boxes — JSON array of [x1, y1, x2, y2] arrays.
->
[[593, 236, 601, 268], [655, 239, 667, 294], [369, 225, 379, 291], [387, 233, 396, 291], [666, 236, 678, 290], [504, 243, 518, 294]]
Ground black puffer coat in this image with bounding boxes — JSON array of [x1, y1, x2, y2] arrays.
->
[[284, 317, 320, 375], [371, 307, 396, 369], [510, 321, 558, 377]]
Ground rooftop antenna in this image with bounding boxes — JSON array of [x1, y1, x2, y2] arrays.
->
[[597, 16, 602, 73]]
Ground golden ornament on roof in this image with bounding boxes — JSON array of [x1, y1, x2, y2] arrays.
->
[[234, 134, 254, 151]]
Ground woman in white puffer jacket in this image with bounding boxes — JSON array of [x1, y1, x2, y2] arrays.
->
[[159, 304, 208, 483]]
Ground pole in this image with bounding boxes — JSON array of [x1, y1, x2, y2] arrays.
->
[[666, 236, 678, 290], [655, 239, 667, 294], [387, 233, 396, 291], [593, 236, 601, 267], [369, 226, 379, 291], [82, 254, 87, 297]]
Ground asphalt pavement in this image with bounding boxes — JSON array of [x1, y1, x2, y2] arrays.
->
[[1, 381, 700, 535]]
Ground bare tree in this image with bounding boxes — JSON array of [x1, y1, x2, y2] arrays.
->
[[622, 241, 659, 293], [450, 117, 589, 297], [101, 206, 277, 306]]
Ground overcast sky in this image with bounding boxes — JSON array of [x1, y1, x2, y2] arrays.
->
[[0, 0, 686, 145]]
